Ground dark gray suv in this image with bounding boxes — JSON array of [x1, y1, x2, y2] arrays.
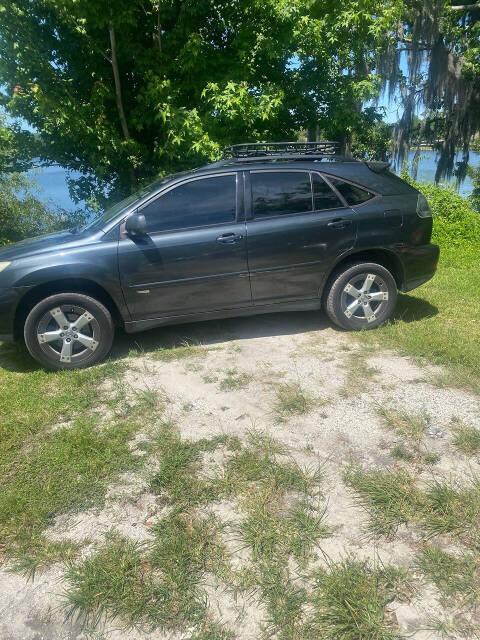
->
[[0, 142, 439, 370]]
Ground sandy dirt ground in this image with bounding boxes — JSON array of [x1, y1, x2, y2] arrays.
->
[[1, 311, 479, 640]]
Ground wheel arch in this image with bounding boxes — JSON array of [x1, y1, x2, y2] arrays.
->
[[322, 248, 405, 301], [14, 277, 123, 340]]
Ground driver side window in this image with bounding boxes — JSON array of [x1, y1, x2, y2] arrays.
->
[[141, 174, 237, 233]]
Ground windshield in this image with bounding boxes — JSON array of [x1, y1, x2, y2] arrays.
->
[[80, 172, 188, 233]]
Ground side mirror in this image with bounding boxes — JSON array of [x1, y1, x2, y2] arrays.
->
[[125, 212, 147, 236]]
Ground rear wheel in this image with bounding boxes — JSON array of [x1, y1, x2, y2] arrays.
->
[[325, 262, 397, 330], [24, 293, 114, 370]]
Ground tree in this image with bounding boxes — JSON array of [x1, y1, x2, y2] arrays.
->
[[0, 0, 303, 204], [0, 0, 395, 205], [379, 0, 480, 181]]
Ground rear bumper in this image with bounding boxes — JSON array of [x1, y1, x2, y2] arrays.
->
[[396, 243, 440, 292]]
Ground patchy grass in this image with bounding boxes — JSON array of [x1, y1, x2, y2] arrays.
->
[[151, 341, 210, 362], [223, 433, 329, 565], [452, 421, 480, 456], [238, 491, 329, 563], [0, 349, 144, 570], [423, 452, 441, 465], [344, 466, 420, 536], [389, 444, 439, 466], [307, 558, 409, 640], [150, 420, 240, 508], [2, 416, 141, 571], [255, 563, 307, 639], [345, 466, 480, 544], [377, 407, 428, 440], [339, 351, 379, 398], [65, 516, 230, 633], [275, 382, 313, 421], [66, 425, 330, 637], [219, 368, 253, 391], [424, 615, 480, 639], [359, 246, 480, 395], [390, 443, 415, 462], [418, 546, 480, 607]]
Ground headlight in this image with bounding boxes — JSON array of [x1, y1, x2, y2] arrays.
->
[[0, 262, 11, 273], [416, 194, 432, 218]]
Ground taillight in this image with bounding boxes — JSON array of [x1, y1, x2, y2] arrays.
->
[[416, 194, 432, 218]]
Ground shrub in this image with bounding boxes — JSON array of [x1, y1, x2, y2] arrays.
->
[[411, 179, 480, 247], [467, 164, 480, 214]]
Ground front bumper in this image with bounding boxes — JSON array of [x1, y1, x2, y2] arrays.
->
[[0, 287, 26, 340], [395, 243, 440, 292]]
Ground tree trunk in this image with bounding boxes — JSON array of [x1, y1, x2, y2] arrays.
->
[[307, 125, 317, 142], [109, 21, 130, 141]]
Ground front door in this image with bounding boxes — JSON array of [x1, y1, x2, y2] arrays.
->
[[245, 170, 357, 304], [118, 172, 251, 320]]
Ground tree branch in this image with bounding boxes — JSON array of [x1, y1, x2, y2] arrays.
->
[[449, 3, 480, 10], [157, 2, 162, 53], [108, 21, 130, 140]]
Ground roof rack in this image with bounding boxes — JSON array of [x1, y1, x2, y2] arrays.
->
[[224, 141, 341, 158]]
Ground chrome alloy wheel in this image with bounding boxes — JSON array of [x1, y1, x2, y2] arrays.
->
[[36, 305, 100, 365], [341, 273, 389, 323]]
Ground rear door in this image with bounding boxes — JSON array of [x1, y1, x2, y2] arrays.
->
[[118, 172, 251, 320], [245, 169, 357, 305]]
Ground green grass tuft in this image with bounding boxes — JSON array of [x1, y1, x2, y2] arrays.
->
[[377, 407, 428, 440], [418, 545, 480, 606], [219, 368, 253, 391], [151, 341, 209, 362], [65, 513, 229, 632], [345, 465, 480, 544], [452, 422, 480, 456], [275, 383, 313, 421], [307, 558, 408, 639], [343, 466, 420, 536], [389, 444, 415, 462]]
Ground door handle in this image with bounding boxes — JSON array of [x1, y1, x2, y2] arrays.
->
[[216, 233, 243, 244], [327, 218, 352, 229]]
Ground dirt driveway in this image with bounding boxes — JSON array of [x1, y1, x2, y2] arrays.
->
[[1, 311, 479, 640]]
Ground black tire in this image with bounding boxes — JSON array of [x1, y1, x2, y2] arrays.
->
[[24, 293, 114, 370], [325, 262, 397, 331]]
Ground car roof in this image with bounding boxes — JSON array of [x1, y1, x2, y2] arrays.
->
[[192, 160, 416, 196]]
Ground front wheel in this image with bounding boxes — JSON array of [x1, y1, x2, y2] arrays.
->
[[324, 262, 398, 330], [24, 293, 114, 370]]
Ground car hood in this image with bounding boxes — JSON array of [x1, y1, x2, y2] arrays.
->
[[0, 229, 95, 261]]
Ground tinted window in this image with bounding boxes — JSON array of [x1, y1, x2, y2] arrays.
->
[[312, 173, 343, 210], [252, 171, 312, 218], [142, 175, 236, 232], [329, 178, 374, 206]]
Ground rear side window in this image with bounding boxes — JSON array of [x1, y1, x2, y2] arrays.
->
[[142, 174, 236, 233], [329, 177, 375, 206], [251, 171, 312, 218], [312, 173, 343, 210]]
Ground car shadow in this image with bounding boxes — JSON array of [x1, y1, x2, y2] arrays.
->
[[109, 310, 331, 361], [0, 296, 439, 373], [389, 293, 438, 323]]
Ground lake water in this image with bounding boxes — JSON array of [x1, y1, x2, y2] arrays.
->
[[29, 150, 480, 211]]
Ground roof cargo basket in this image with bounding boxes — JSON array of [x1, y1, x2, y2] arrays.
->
[[224, 141, 341, 159]]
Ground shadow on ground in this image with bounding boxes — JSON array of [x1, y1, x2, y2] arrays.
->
[[0, 294, 439, 373], [390, 293, 438, 323], [110, 310, 330, 361]]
